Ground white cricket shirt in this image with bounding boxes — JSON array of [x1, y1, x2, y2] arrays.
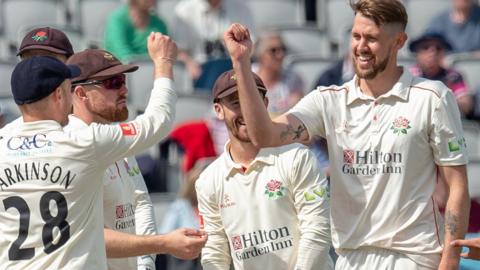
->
[[66, 116, 157, 270], [196, 143, 333, 270], [289, 69, 468, 268], [0, 78, 175, 269]]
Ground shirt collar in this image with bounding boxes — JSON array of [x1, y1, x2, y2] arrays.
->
[[222, 140, 275, 179], [346, 68, 413, 105], [17, 120, 63, 133]]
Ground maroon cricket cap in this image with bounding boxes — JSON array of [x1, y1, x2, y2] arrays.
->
[[17, 27, 74, 57], [212, 69, 267, 101], [66, 49, 138, 83]]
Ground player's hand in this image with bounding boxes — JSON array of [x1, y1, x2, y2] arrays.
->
[[162, 228, 207, 260], [147, 32, 178, 63], [451, 238, 480, 260], [223, 23, 252, 63]]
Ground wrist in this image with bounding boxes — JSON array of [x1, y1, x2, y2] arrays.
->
[[154, 234, 168, 254]]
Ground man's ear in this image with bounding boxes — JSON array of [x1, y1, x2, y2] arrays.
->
[[263, 95, 269, 108], [395, 31, 408, 51], [213, 103, 224, 121], [72, 85, 89, 101]]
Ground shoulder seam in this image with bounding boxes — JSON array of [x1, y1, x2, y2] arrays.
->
[[409, 85, 441, 98], [319, 87, 348, 93]]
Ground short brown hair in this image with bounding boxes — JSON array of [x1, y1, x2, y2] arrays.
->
[[350, 0, 408, 30]]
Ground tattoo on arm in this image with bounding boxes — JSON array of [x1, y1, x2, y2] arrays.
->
[[279, 124, 307, 142], [446, 211, 459, 235]]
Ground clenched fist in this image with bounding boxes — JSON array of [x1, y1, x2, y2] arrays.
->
[[223, 23, 253, 63]]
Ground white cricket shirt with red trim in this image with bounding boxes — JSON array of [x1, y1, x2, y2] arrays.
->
[[196, 143, 333, 270], [289, 69, 468, 268], [0, 78, 175, 270], [66, 116, 157, 270]]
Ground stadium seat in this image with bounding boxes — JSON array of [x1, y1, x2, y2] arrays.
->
[[0, 60, 14, 98], [1, 0, 65, 50], [405, 0, 451, 39], [156, 0, 177, 28], [452, 56, 480, 90], [271, 25, 331, 57], [78, 0, 122, 46], [284, 54, 338, 91], [324, 0, 354, 46], [467, 160, 480, 199], [175, 93, 212, 126], [245, 0, 304, 29], [127, 59, 194, 110], [462, 119, 480, 160]]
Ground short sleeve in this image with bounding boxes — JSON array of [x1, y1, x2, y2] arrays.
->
[[429, 89, 468, 165], [288, 90, 327, 139]]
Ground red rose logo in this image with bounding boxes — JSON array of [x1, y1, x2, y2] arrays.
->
[[391, 116, 411, 135], [264, 180, 286, 199]]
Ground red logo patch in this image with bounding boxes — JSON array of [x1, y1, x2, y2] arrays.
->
[[120, 123, 137, 136], [343, 149, 354, 164], [232, 236, 243, 250]]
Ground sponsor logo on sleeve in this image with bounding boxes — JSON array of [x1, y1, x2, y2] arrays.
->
[[119, 122, 137, 136], [447, 137, 466, 153], [264, 180, 286, 200], [303, 184, 329, 202]]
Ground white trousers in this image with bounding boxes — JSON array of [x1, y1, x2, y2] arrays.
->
[[335, 248, 437, 270]]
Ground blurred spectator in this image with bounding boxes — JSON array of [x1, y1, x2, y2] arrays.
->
[[104, 0, 168, 62], [159, 159, 212, 270], [253, 31, 304, 116], [173, 0, 255, 63], [426, 0, 480, 53], [409, 32, 474, 116], [105, 0, 201, 83], [314, 54, 354, 89]]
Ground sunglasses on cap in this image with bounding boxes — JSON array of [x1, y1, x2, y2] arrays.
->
[[72, 74, 126, 90]]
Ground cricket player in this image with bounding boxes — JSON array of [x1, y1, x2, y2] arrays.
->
[[196, 69, 333, 270], [0, 33, 205, 269], [222, 0, 470, 269], [10, 27, 206, 269]]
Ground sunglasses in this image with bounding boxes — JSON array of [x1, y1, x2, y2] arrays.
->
[[267, 46, 287, 55], [73, 74, 126, 90]]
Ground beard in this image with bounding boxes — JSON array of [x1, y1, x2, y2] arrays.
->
[[225, 117, 251, 143], [89, 101, 129, 123], [353, 49, 391, 80]]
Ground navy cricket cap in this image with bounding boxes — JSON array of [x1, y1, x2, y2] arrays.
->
[[409, 32, 453, 53], [17, 27, 74, 57], [11, 56, 80, 105]]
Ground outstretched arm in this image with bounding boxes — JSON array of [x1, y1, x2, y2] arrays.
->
[[104, 227, 207, 260], [223, 24, 310, 147]]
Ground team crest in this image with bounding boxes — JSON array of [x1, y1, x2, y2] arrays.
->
[[390, 116, 411, 135], [32, 31, 48, 42], [264, 179, 286, 200], [104, 52, 115, 61]]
